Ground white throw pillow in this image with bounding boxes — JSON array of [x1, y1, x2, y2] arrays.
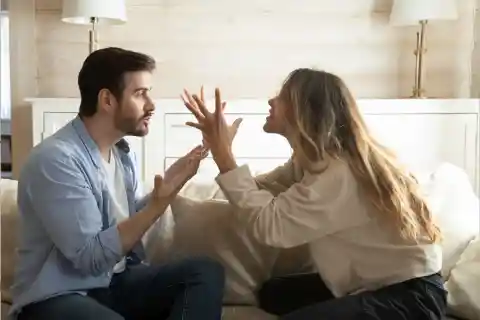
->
[[142, 178, 313, 304], [444, 236, 480, 320], [142, 180, 227, 263], [418, 163, 480, 279], [147, 196, 281, 305]]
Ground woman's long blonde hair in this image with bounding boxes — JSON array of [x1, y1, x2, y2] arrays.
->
[[281, 68, 441, 243]]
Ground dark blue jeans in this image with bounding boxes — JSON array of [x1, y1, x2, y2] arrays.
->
[[18, 257, 225, 320], [258, 272, 447, 320]]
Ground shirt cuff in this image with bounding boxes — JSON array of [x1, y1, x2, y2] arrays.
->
[[215, 165, 258, 205], [98, 225, 124, 266]]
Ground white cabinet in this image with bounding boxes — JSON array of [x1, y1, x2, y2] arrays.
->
[[164, 114, 291, 158], [162, 113, 291, 183], [363, 113, 479, 188], [26, 98, 479, 195], [42, 112, 77, 140]]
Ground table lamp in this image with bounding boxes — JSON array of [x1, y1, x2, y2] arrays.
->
[[61, 0, 127, 54], [390, 0, 458, 98]]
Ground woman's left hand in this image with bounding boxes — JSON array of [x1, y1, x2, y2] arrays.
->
[[181, 87, 242, 160]]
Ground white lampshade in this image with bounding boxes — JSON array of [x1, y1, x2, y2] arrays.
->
[[62, 0, 127, 25], [390, 0, 458, 26]]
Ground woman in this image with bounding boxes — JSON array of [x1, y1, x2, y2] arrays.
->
[[181, 69, 446, 319]]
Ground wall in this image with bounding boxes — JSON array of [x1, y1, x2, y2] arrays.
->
[[472, 0, 480, 97], [10, 0, 35, 178], [10, 0, 477, 177]]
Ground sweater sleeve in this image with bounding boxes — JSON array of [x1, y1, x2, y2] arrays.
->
[[254, 158, 297, 195], [216, 164, 369, 248]]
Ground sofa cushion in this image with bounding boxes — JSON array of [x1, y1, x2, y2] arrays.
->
[[445, 236, 480, 320], [0, 179, 19, 304], [2, 161, 479, 317], [142, 179, 314, 305], [145, 196, 281, 305], [419, 163, 480, 279]]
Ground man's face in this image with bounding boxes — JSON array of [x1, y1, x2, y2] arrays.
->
[[113, 71, 155, 137]]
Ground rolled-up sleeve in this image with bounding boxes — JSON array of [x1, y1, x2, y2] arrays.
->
[[135, 193, 151, 212], [128, 147, 152, 212], [215, 164, 366, 248], [26, 152, 123, 276]]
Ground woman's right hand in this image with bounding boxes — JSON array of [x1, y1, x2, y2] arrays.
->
[[181, 87, 243, 155]]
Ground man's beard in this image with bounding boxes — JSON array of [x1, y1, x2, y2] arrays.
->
[[114, 111, 151, 137]]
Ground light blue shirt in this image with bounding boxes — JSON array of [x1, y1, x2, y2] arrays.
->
[[10, 116, 150, 318]]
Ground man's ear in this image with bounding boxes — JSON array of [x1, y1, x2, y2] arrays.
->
[[97, 89, 116, 114]]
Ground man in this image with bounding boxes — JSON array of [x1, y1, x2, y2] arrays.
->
[[10, 47, 225, 320]]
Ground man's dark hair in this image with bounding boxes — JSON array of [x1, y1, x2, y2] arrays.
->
[[78, 47, 156, 117]]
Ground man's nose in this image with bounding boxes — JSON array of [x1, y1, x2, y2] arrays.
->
[[146, 96, 155, 112]]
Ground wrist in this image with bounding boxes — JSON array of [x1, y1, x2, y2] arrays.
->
[[212, 147, 237, 174], [211, 145, 232, 159], [147, 193, 171, 216]]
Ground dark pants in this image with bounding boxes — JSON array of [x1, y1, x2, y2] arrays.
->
[[258, 273, 447, 320], [18, 257, 225, 320]]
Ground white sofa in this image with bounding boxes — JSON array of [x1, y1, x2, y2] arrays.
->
[[1, 163, 480, 319]]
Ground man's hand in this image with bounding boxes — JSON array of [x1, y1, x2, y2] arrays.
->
[[117, 146, 207, 255], [152, 145, 208, 202]]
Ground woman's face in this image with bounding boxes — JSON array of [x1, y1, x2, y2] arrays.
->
[[263, 93, 288, 135]]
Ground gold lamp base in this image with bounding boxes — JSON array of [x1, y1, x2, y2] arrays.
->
[[410, 20, 428, 99], [410, 88, 427, 99], [88, 17, 99, 54]]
